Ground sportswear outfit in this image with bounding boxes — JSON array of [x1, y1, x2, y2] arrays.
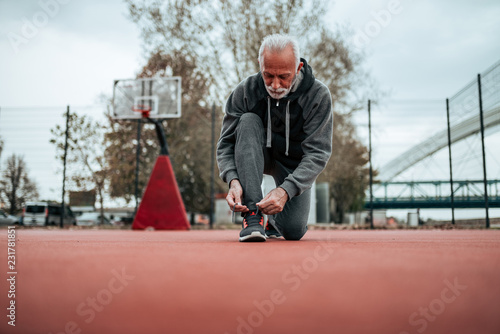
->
[[217, 58, 333, 241]]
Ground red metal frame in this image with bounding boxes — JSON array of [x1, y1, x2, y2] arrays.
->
[[132, 105, 151, 118]]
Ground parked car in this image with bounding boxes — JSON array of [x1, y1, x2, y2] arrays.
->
[[76, 212, 110, 226], [0, 210, 18, 225], [21, 202, 76, 226]]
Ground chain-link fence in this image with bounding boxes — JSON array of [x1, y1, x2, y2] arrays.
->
[[350, 60, 500, 222]]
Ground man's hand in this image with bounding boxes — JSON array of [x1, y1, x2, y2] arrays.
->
[[226, 179, 249, 213], [257, 187, 288, 215]]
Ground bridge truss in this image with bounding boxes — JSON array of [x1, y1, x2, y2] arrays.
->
[[367, 179, 500, 209]]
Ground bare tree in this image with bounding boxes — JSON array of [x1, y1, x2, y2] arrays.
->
[[0, 154, 39, 214], [50, 112, 109, 222], [126, 0, 367, 106]]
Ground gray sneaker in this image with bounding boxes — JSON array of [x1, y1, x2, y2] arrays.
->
[[265, 221, 282, 239], [239, 211, 266, 242]]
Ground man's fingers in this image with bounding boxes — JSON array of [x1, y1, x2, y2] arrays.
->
[[257, 189, 286, 215], [257, 192, 275, 208], [227, 188, 241, 208], [234, 195, 242, 205], [235, 203, 249, 212], [257, 199, 276, 215], [261, 206, 281, 215], [230, 201, 248, 212], [226, 194, 236, 208], [256, 193, 272, 208], [227, 194, 249, 212]]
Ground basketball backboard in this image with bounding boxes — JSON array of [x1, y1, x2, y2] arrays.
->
[[112, 77, 182, 119]]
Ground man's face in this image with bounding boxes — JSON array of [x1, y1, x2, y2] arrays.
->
[[261, 46, 303, 100]]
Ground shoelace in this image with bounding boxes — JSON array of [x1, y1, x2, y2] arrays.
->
[[233, 204, 262, 225], [233, 204, 261, 222], [244, 210, 263, 227], [232, 203, 239, 223]]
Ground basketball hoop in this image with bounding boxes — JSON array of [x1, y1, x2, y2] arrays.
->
[[132, 105, 152, 119], [112, 77, 181, 120]]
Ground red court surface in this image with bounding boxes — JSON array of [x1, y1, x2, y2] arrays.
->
[[1, 228, 499, 334]]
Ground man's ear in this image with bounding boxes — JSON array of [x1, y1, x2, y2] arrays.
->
[[296, 62, 304, 74]]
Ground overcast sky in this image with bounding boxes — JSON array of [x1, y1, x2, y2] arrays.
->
[[0, 0, 143, 107], [0, 0, 499, 218], [0, 0, 499, 107], [330, 0, 500, 99]]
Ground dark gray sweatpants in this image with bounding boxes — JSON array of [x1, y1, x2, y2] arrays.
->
[[234, 113, 310, 240]]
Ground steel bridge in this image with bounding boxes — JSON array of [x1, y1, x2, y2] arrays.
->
[[365, 179, 500, 209], [377, 105, 500, 182], [366, 60, 500, 210]]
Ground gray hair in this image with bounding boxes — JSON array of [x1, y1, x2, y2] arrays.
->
[[258, 34, 301, 70]]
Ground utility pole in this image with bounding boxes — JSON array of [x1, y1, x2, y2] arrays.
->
[[368, 100, 374, 229], [61, 106, 70, 228]]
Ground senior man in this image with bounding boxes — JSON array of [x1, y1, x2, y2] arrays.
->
[[217, 34, 333, 242]]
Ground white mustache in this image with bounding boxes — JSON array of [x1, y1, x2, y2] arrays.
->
[[265, 74, 297, 98], [266, 86, 287, 94], [267, 86, 286, 93]]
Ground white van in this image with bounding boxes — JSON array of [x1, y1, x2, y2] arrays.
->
[[22, 202, 76, 226]]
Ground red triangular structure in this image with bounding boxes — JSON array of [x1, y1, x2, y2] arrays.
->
[[132, 156, 190, 230]]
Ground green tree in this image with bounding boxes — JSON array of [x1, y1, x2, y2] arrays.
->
[[0, 154, 39, 214], [126, 0, 375, 221], [50, 112, 109, 222]]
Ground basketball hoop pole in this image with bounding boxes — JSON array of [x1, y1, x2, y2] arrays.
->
[[133, 108, 169, 156], [148, 117, 169, 156]]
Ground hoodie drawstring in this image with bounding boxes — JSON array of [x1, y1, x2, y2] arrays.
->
[[266, 97, 272, 148], [285, 100, 290, 156], [266, 97, 290, 157]]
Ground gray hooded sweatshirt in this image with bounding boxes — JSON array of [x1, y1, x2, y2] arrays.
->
[[217, 58, 333, 200]]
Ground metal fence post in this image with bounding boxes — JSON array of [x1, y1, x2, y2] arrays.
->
[[368, 100, 374, 229], [477, 74, 490, 228], [446, 98, 455, 225]]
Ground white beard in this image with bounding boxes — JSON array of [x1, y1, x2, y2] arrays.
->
[[265, 74, 297, 100]]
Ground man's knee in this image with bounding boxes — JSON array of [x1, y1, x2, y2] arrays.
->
[[238, 112, 263, 128], [236, 113, 265, 146], [281, 225, 307, 241]]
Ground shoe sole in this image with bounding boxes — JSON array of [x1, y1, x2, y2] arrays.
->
[[239, 231, 266, 242], [266, 234, 282, 239]]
